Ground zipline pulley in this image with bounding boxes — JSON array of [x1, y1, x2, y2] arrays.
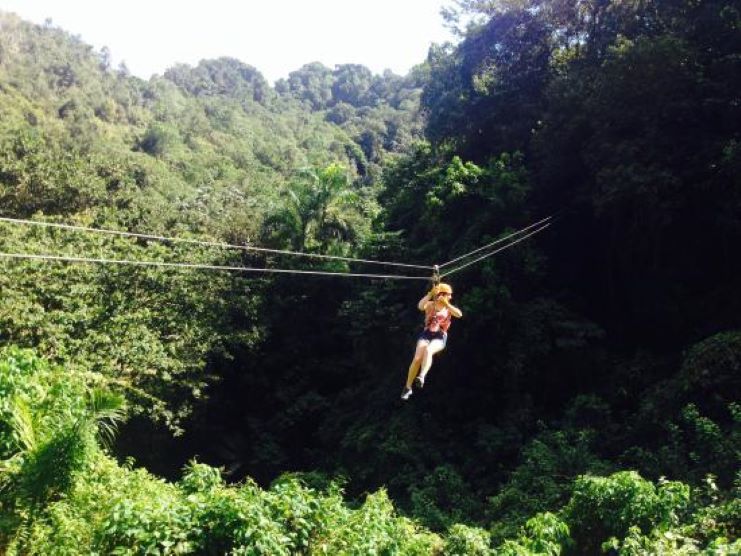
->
[[430, 264, 441, 289]]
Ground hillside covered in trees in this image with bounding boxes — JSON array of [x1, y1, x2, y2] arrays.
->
[[0, 1, 739, 553]]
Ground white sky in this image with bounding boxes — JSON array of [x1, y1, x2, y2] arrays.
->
[[0, 0, 456, 83]]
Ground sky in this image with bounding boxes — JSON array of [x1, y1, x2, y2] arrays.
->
[[0, 0, 456, 83]]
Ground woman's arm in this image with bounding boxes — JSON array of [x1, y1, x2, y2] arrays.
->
[[418, 289, 434, 311], [441, 298, 463, 318]]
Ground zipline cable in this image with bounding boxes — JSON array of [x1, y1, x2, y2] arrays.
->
[[440, 222, 552, 278], [0, 251, 430, 280], [0, 216, 432, 271], [0, 214, 557, 280], [438, 215, 553, 268]]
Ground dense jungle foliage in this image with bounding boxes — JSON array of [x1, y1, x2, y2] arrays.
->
[[0, 0, 739, 553]]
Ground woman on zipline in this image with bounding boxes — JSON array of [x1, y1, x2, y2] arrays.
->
[[402, 282, 462, 400]]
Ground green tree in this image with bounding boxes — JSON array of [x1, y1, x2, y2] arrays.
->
[[261, 163, 368, 252]]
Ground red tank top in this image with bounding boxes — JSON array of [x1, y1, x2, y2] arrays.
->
[[425, 304, 451, 333]]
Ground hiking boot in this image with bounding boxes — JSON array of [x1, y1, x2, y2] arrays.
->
[[401, 387, 413, 400]]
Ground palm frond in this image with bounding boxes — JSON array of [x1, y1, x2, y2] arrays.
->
[[87, 389, 126, 448], [10, 398, 36, 453]]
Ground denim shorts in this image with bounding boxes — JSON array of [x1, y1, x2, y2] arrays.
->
[[418, 329, 447, 346]]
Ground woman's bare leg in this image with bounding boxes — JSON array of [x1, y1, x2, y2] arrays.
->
[[405, 340, 429, 389], [419, 338, 445, 382]]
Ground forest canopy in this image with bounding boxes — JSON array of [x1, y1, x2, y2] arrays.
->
[[0, 1, 739, 553]]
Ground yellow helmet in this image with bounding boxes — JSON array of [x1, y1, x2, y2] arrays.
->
[[435, 283, 453, 296]]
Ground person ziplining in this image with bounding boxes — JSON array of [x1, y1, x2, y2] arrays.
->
[[398, 216, 553, 400], [401, 282, 462, 400]]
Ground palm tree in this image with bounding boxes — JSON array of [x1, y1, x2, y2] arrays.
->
[[0, 388, 125, 551], [262, 163, 364, 252]]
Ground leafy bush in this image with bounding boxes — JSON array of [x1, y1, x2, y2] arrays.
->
[[410, 464, 481, 531], [564, 471, 690, 554], [444, 523, 491, 556], [606, 525, 741, 555], [97, 474, 195, 555], [488, 428, 610, 543], [0, 348, 124, 554], [0, 349, 445, 554], [2, 348, 738, 555], [496, 512, 570, 556], [679, 332, 741, 407]]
